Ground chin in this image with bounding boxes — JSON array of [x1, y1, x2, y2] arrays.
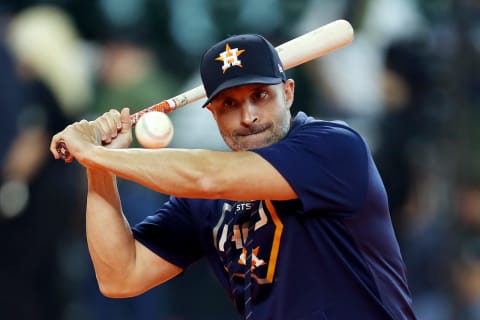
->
[[235, 136, 275, 151]]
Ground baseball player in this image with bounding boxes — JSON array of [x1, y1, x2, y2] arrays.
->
[[50, 34, 416, 319]]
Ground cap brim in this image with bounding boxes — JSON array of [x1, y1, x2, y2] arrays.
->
[[201, 76, 283, 108]]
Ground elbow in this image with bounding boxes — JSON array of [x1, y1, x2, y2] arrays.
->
[[97, 278, 142, 299], [98, 283, 127, 299], [98, 286, 123, 299]]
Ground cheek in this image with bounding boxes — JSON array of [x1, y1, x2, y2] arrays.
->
[[213, 115, 234, 137], [214, 109, 240, 127]]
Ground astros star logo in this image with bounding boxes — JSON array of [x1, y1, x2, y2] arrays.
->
[[238, 246, 266, 271], [216, 43, 245, 73]]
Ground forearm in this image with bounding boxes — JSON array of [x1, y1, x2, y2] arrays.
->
[[82, 146, 230, 199], [78, 145, 295, 200], [85, 168, 136, 293]]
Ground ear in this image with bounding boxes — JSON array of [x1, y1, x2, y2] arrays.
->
[[283, 79, 295, 110], [206, 104, 217, 120]]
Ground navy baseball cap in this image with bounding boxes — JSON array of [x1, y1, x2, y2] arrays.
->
[[200, 34, 286, 108]]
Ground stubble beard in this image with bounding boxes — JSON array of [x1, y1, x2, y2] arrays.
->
[[222, 113, 291, 151]]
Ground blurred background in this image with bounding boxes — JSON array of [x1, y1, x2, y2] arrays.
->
[[0, 0, 479, 319]]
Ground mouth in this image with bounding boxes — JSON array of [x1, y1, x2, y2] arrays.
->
[[227, 124, 277, 151], [234, 124, 270, 137]]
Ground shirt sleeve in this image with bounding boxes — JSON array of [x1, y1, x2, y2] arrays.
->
[[253, 122, 369, 214], [132, 196, 204, 269]]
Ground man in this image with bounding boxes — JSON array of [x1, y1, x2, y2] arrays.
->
[[50, 34, 416, 319]]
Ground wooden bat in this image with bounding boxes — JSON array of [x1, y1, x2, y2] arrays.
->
[[57, 19, 354, 162]]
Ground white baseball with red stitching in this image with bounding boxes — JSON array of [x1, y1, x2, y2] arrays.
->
[[135, 111, 174, 148]]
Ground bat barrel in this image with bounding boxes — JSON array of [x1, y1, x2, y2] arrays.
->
[[276, 19, 354, 70]]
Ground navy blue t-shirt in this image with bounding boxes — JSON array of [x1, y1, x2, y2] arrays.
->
[[132, 112, 416, 320]]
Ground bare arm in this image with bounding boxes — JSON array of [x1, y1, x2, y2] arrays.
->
[[50, 109, 296, 201], [49, 108, 295, 296], [86, 167, 182, 297], [53, 109, 182, 297], [83, 147, 296, 201]]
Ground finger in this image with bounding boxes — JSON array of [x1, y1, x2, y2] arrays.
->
[[107, 109, 122, 138], [95, 116, 111, 143], [120, 108, 132, 131], [110, 109, 123, 137], [96, 111, 119, 143]]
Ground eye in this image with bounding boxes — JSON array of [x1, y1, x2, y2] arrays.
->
[[211, 97, 237, 111], [222, 98, 237, 108], [252, 90, 269, 103]]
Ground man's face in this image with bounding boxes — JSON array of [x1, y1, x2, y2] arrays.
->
[[207, 80, 295, 151]]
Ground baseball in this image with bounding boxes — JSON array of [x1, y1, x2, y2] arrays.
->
[[135, 111, 174, 148]]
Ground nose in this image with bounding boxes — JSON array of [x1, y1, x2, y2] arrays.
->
[[240, 102, 258, 126]]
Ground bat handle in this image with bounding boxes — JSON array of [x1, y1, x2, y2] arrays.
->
[[57, 141, 73, 163], [55, 100, 175, 163]]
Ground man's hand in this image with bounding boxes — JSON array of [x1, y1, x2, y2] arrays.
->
[[50, 108, 133, 165], [97, 108, 133, 150]]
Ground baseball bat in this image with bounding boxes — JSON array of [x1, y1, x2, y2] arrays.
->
[[56, 19, 354, 162]]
